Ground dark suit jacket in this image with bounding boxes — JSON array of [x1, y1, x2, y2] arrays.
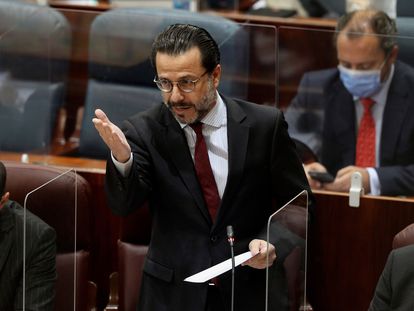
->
[[0, 201, 56, 311], [286, 61, 414, 196], [369, 244, 414, 311], [105, 96, 311, 311]]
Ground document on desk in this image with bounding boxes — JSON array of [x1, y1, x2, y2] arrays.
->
[[184, 251, 253, 283]]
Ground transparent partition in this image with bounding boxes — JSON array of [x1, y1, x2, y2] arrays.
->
[[266, 190, 309, 311], [0, 2, 70, 156], [0, 5, 276, 165], [280, 24, 414, 311], [281, 24, 414, 189], [57, 8, 277, 159], [19, 165, 89, 311]]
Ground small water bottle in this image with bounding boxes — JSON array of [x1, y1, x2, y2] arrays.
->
[[346, 0, 396, 18], [173, 0, 190, 10], [173, 0, 197, 11]]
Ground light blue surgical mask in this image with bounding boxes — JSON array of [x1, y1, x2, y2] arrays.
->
[[338, 62, 385, 98]]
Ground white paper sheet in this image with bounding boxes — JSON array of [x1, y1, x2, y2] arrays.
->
[[184, 251, 253, 283]]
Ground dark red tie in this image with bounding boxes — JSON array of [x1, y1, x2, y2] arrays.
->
[[190, 122, 220, 222], [355, 98, 376, 167]]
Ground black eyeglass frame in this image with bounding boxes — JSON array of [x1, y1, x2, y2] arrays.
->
[[153, 70, 209, 93]]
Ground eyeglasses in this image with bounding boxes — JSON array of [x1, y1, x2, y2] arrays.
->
[[153, 71, 208, 93]]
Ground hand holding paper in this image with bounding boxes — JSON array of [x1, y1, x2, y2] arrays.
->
[[184, 251, 253, 283]]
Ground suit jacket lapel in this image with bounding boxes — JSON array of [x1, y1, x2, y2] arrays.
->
[[216, 97, 249, 225], [0, 203, 15, 275], [160, 106, 212, 225], [380, 64, 410, 164]]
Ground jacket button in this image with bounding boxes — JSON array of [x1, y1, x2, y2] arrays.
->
[[210, 235, 217, 242]]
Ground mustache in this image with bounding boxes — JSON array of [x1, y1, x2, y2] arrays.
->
[[167, 102, 193, 109]]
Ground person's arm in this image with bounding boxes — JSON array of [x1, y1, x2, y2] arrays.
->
[[15, 227, 57, 311], [246, 110, 311, 269], [376, 165, 414, 196]]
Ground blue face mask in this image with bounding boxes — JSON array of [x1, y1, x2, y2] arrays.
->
[[338, 65, 383, 98]]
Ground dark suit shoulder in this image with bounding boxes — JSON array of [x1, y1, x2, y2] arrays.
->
[[229, 97, 282, 121], [300, 67, 340, 88], [8, 201, 55, 237]]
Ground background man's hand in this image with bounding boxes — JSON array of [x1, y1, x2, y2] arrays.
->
[[323, 166, 370, 193], [304, 162, 328, 189], [92, 109, 131, 163], [243, 239, 276, 269]]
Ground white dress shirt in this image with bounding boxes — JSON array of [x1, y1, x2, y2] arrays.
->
[[112, 92, 229, 198]]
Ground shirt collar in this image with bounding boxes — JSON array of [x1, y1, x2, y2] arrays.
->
[[371, 64, 394, 104]]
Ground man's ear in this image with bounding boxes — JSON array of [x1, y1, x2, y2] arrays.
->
[[389, 45, 399, 63], [0, 192, 10, 209], [212, 64, 221, 89]]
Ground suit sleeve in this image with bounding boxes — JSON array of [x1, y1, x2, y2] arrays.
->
[[284, 72, 324, 158], [105, 118, 154, 216], [265, 111, 313, 261], [377, 165, 414, 196], [368, 251, 394, 311], [15, 226, 57, 311]]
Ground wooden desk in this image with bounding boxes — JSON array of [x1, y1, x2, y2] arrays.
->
[[308, 190, 414, 311]]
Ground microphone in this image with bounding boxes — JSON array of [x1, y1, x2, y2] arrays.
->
[[227, 225, 235, 311]]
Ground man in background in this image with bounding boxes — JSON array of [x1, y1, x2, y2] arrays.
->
[[0, 161, 56, 310], [286, 9, 414, 196]]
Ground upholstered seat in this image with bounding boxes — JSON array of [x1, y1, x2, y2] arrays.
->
[[78, 8, 249, 158], [3, 161, 95, 311]]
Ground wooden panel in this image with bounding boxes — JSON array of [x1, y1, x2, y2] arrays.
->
[[308, 190, 414, 311]]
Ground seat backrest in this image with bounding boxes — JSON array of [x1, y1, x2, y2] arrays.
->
[[392, 223, 414, 249], [78, 8, 249, 158], [115, 202, 151, 311], [397, 0, 414, 17], [3, 161, 93, 311], [117, 243, 148, 311], [0, 2, 71, 153], [396, 17, 414, 67]]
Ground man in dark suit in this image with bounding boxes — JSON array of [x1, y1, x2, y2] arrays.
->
[[93, 24, 310, 310], [285, 9, 414, 196], [0, 161, 56, 310], [368, 244, 414, 311]]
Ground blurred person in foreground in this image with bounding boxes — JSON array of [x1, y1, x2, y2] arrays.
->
[[369, 244, 414, 310], [0, 161, 56, 310]]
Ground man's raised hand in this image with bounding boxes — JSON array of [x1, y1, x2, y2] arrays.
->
[[92, 109, 131, 163]]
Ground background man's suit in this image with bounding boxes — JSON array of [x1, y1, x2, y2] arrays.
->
[[0, 201, 56, 311], [369, 244, 414, 311], [105, 96, 311, 311], [286, 61, 414, 195]]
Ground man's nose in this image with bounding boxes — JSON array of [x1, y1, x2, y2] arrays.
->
[[170, 84, 184, 102]]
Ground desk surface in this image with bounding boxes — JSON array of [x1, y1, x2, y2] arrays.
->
[[0, 152, 106, 174], [48, 0, 337, 29]]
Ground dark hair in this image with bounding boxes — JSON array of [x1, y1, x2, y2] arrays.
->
[[335, 10, 397, 55], [0, 161, 6, 196], [151, 24, 220, 73]]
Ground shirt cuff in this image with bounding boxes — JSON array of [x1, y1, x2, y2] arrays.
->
[[367, 167, 381, 195], [111, 152, 133, 177]]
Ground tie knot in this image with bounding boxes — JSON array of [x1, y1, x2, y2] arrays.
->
[[190, 122, 203, 136], [360, 98, 375, 111]]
